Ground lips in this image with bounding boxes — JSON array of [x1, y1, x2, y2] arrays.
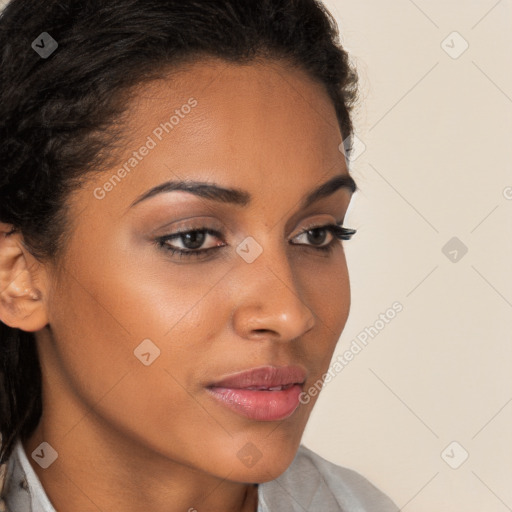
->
[[208, 365, 307, 390], [206, 365, 308, 421]]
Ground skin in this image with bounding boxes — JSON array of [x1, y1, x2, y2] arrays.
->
[[0, 58, 355, 512]]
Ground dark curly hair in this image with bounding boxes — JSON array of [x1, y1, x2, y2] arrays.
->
[[0, 0, 359, 463]]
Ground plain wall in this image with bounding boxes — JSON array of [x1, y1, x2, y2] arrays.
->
[[302, 1, 512, 511]]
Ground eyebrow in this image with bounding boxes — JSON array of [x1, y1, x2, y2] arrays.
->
[[128, 173, 357, 211]]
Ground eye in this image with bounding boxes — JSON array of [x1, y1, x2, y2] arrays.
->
[[155, 224, 356, 260], [291, 224, 357, 253], [156, 228, 225, 259]]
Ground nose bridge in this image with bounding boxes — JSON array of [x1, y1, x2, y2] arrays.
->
[[231, 232, 316, 338]]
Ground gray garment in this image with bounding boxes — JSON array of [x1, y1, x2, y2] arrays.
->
[[0, 439, 399, 511]]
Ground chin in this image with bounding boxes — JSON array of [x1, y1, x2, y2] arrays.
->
[[217, 435, 302, 484]]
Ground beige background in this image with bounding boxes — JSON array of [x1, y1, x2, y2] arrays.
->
[[302, 1, 512, 510], [2, 0, 511, 510]]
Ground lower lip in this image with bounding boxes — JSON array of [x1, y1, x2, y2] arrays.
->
[[206, 384, 303, 421]]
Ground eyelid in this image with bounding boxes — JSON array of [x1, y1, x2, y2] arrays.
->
[[155, 222, 356, 261], [158, 221, 354, 252], [295, 217, 343, 233], [162, 218, 343, 241]]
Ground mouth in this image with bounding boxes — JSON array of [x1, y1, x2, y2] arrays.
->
[[237, 383, 296, 391], [206, 365, 307, 421]]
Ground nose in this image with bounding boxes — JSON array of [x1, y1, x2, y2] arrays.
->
[[230, 242, 316, 342]]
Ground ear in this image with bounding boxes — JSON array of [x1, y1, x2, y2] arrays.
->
[[0, 222, 49, 332]]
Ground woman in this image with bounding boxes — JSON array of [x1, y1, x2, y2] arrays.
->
[[0, 0, 399, 510]]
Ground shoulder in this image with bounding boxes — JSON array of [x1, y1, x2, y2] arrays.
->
[[258, 444, 399, 512], [0, 461, 7, 512], [0, 458, 11, 512], [0, 441, 34, 512]]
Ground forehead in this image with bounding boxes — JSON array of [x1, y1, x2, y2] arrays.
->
[[79, 58, 348, 217], [123, 56, 343, 162]]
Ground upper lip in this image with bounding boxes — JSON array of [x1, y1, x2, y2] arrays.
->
[[208, 365, 307, 389]]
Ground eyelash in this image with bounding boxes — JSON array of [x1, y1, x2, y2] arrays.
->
[[155, 223, 357, 260]]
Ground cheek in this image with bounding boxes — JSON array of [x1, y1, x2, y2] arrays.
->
[[298, 253, 351, 371], [44, 279, 214, 463], [45, 240, 226, 427], [313, 261, 350, 328]]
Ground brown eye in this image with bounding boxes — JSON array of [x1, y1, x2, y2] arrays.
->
[[291, 224, 356, 252], [156, 228, 225, 259]]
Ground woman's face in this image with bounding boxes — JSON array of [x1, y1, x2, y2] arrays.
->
[[38, 58, 355, 482]]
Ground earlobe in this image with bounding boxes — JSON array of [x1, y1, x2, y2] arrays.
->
[[0, 222, 49, 332]]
